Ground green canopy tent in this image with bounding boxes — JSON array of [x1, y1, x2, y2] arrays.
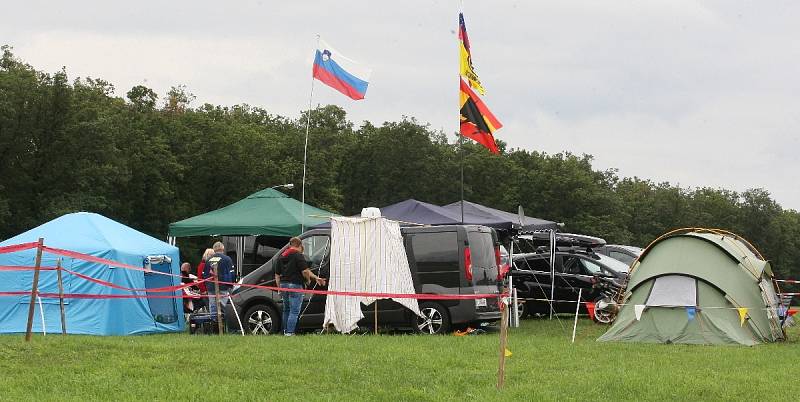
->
[[168, 188, 335, 275], [598, 229, 785, 346]]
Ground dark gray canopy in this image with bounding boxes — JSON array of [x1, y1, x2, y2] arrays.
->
[[314, 199, 557, 231], [441, 201, 559, 231]]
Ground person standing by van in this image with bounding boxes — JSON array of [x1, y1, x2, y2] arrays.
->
[[275, 237, 326, 336]]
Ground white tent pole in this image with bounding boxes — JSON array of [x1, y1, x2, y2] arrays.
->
[[512, 288, 519, 328], [37, 294, 46, 336], [508, 275, 515, 328], [550, 229, 555, 320], [229, 295, 245, 336], [571, 288, 582, 343], [509, 238, 517, 328]]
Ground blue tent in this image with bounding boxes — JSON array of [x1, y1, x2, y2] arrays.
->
[[0, 212, 184, 335]]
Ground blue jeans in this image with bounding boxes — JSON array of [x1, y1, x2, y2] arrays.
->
[[206, 283, 231, 316], [281, 283, 304, 334]]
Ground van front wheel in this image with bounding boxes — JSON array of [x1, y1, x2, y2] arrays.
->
[[244, 304, 281, 335], [415, 302, 451, 334]]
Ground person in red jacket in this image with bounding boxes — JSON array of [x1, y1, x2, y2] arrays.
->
[[195, 248, 214, 310], [275, 237, 326, 335]]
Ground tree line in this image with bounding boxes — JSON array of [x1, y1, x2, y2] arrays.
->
[[1, 46, 798, 282]]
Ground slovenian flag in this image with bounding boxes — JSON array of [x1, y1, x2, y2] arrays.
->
[[312, 40, 370, 100]]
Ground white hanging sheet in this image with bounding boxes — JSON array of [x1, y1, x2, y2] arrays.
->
[[323, 216, 422, 333]]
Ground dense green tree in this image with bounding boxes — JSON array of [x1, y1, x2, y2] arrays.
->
[[1, 48, 799, 278]]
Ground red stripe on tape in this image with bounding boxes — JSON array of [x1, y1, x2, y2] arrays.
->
[[0, 242, 39, 255], [216, 279, 503, 300], [61, 266, 212, 293], [42, 246, 147, 271], [0, 266, 58, 272], [41, 246, 183, 278]]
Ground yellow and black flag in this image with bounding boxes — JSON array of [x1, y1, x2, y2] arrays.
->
[[459, 12, 485, 95], [460, 77, 502, 154]]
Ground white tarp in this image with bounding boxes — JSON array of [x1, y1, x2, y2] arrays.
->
[[646, 275, 697, 307], [323, 216, 422, 333]]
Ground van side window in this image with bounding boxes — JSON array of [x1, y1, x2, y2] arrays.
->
[[302, 235, 330, 267], [410, 232, 459, 273]]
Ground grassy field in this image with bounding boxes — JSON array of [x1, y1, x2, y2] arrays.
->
[[2, 319, 800, 401]]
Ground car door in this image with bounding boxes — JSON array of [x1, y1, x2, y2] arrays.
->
[[513, 254, 563, 306], [564, 255, 605, 300], [558, 255, 591, 304]]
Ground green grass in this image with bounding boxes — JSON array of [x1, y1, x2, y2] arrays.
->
[[1, 319, 799, 401]]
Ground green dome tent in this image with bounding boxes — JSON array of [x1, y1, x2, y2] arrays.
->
[[598, 229, 785, 346]]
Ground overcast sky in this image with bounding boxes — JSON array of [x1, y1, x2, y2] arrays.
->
[[5, 1, 799, 210]]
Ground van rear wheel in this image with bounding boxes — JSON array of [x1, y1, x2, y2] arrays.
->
[[415, 302, 451, 334]]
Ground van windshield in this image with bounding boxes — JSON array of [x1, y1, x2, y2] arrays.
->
[[467, 231, 498, 284]]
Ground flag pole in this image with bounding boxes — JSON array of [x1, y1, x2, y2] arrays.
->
[[301, 34, 320, 234], [458, 4, 465, 224], [459, 130, 465, 223]]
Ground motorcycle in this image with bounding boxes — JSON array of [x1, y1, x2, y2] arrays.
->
[[591, 274, 623, 324]]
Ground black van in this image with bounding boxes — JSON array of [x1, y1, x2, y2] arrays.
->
[[224, 225, 502, 334]]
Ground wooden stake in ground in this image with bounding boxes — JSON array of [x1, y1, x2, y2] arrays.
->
[[25, 238, 45, 342], [214, 271, 223, 335], [497, 295, 510, 389], [56, 258, 67, 335]]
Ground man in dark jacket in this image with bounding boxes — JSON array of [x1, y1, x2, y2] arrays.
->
[[204, 241, 236, 315], [275, 237, 326, 336]]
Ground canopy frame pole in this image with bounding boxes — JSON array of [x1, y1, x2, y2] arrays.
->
[[236, 236, 244, 279], [214, 272, 224, 335], [25, 237, 45, 342], [301, 34, 321, 234]]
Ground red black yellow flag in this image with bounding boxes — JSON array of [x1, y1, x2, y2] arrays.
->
[[459, 12, 485, 95], [460, 77, 502, 154]]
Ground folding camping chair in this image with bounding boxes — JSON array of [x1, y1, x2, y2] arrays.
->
[[189, 296, 228, 335]]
